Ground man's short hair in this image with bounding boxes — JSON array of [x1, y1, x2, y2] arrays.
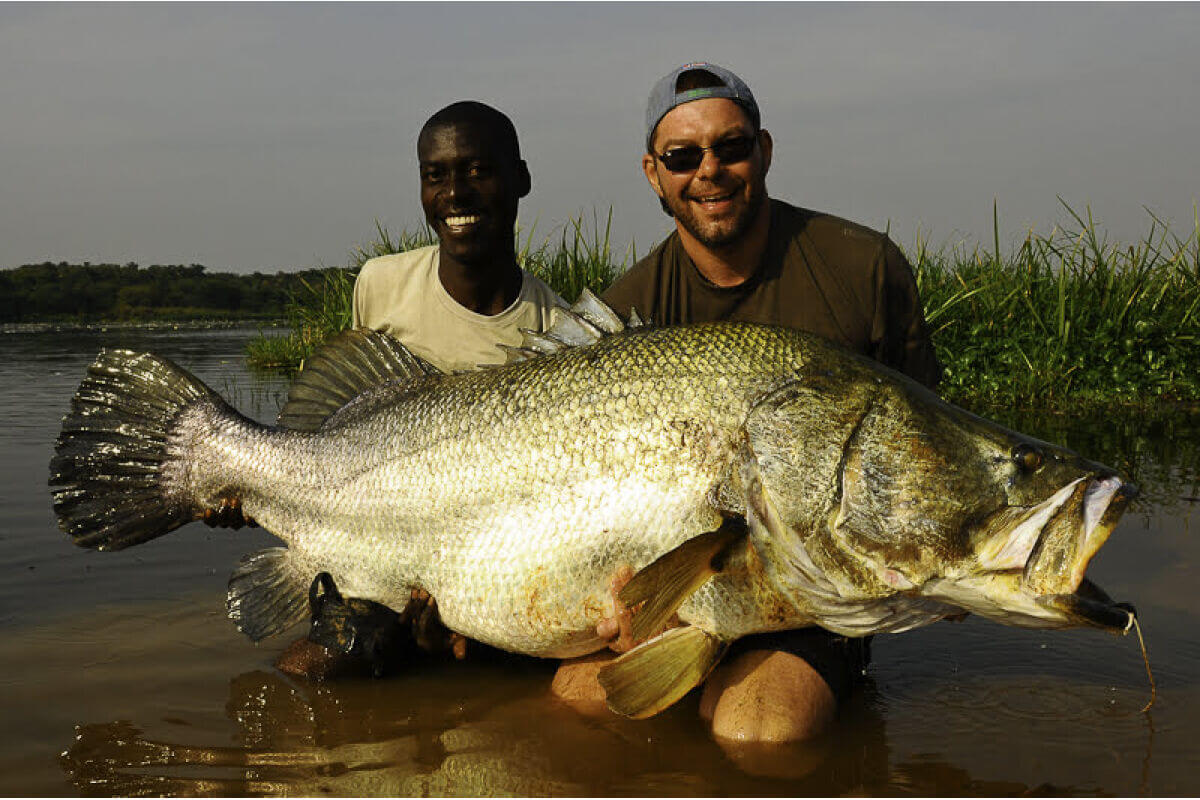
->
[[418, 101, 522, 163]]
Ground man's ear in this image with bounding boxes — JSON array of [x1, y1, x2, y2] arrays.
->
[[758, 129, 773, 177], [641, 153, 665, 200], [516, 160, 532, 198]]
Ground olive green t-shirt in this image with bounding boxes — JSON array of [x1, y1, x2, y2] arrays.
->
[[602, 199, 941, 389]]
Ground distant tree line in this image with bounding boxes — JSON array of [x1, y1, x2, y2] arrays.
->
[[0, 261, 347, 323]]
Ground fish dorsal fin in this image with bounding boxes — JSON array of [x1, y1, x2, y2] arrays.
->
[[571, 289, 628, 333], [277, 328, 440, 431], [506, 288, 649, 363]]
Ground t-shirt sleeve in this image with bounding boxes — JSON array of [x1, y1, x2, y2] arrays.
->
[[524, 274, 571, 331], [351, 264, 369, 329], [877, 239, 943, 390]]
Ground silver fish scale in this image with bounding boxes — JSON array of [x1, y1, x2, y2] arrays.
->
[[180, 323, 813, 656]]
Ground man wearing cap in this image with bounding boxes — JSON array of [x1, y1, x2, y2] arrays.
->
[[553, 63, 941, 743]]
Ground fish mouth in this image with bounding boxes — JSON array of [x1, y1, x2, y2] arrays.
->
[[1023, 475, 1138, 631], [979, 475, 1138, 632]]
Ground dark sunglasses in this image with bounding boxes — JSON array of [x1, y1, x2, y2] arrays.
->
[[655, 135, 756, 174]]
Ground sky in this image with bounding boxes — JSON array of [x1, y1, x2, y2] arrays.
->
[[2, 2, 1198, 274]]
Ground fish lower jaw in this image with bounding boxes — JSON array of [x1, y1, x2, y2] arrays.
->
[[920, 576, 1061, 627], [1034, 591, 1136, 634], [922, 575, 1133, 633]]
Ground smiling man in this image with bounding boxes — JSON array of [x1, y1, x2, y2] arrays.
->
[[276, 101, 566, 681], [352, 101, 566, 373], [565, 63, 942, 744]]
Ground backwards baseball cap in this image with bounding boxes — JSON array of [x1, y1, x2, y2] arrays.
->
[[645, 62, 760, 150]]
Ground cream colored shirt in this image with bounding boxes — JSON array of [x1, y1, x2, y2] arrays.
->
[[352, 245, 568, 373]]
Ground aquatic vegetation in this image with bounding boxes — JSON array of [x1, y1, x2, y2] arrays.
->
[[915, 200, 1200, 414]]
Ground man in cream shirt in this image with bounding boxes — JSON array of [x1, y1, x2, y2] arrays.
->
[[275, 100, 566, 679], [352, 100, 565, 373]]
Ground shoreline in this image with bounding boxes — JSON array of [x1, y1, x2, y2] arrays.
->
[[1, 318, 286, 334]]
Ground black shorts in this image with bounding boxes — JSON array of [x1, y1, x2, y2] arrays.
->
[[725, 628, 872, 704]]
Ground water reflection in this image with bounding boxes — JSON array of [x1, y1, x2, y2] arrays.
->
[[57, 666, 875, 795], [58, 663, 1092, 796], [985, 406, 1200, 508]]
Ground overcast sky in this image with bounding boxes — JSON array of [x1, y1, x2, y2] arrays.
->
[[3, 2, 1198, 274]]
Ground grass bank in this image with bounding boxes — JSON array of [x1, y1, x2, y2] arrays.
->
[[915, 201, 1199, 414], [247, 202, 1200, 416]]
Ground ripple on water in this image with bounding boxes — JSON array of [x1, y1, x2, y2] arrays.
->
[[873, 618, 1160, 743]]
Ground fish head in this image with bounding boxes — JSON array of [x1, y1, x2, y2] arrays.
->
[[934, 409, 1139, 632], [745, 364, 1137, 633]]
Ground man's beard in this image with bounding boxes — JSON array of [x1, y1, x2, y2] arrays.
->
[[669, 182, 767, 249]]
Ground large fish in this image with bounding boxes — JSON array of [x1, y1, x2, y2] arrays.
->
[[50, 292, 1139, 717]]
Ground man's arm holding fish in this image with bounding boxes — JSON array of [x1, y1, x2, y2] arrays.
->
[[269, 100, 568, 679], [553, 63, 945, 744]]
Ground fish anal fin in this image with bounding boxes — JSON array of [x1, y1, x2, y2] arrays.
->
[[277, 329, 440, 431], [226, 547, 311, 641], [598, 626, 728, 718], [619, 518, 749, 643]]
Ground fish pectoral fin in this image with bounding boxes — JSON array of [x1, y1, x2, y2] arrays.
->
[[226, 547, 311, 641], [619, 517, 749, 643], [597, 626, 728, 719]]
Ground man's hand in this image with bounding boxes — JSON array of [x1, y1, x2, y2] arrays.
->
[[201, 496, 258, 529], [596, 565, 636, 653], [398, 588, 468, 660]]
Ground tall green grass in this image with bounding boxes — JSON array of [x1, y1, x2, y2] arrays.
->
[[915, 200, 1200, 413], [520, 208, 629, 303]]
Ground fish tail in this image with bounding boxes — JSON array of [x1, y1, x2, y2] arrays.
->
[[49, 348, 232, 551]]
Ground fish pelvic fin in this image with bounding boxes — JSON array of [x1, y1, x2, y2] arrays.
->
[[227, 547, 310, 641], [277, 328, 440, 431], [598, 626, 728, 719], [49, 349, 229, 551], [504, 289, 650, 363], [619, 518, 749, 643]]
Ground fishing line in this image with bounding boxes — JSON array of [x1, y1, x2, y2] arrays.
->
[[1131, 615, 1156, 713]]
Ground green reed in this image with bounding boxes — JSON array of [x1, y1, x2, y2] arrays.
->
[[914, 200, 1200, 414], [520, 208, 630, 302]]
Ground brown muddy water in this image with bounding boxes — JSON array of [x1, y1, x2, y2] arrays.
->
[[2, 326, 1199, 796]]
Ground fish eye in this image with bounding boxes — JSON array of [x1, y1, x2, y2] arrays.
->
[[1012, 443, 1044, 472]]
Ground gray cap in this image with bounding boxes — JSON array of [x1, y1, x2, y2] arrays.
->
[[645, 62, 760, 151]]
